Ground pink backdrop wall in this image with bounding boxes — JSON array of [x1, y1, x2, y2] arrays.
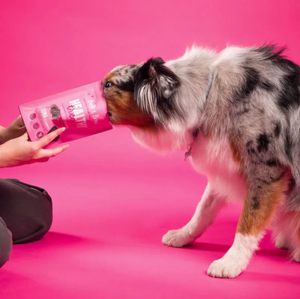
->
[[1, 0, 300, 176], [1, 1, 300, 298]]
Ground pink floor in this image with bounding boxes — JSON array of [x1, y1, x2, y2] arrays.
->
[[1, 1, 300, 298]]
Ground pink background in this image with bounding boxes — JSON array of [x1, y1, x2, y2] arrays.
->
[[1, 0, 300, 298]]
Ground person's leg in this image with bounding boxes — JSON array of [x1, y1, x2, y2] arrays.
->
[[0, 178, 53, 244], [0, 217, 12, 268]]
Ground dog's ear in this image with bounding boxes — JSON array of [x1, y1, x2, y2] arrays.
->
[[134, 57, 180, 116]]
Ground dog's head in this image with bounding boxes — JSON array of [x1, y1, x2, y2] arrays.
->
[[102, 57, 181, 129]]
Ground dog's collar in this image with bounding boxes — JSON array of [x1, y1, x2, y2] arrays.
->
[[184, 70, 214, 161], [205, 70, 214, 100]]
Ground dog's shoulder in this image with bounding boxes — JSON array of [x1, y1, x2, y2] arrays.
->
[[213, 46, 247, 71]]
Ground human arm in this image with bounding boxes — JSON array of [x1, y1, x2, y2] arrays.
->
[[0, 127, 69, 168]]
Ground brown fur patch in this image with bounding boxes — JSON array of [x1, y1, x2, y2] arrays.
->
[[229, 132, 290, 237], [237, 174, 288, 236], [103, 73, 155, 128], [106, 90, 154, 126], [104, 72, 118, 84]]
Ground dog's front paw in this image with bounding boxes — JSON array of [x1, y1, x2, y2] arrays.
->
[[207, 257, 243, 279], [162, 228, 195, 247]]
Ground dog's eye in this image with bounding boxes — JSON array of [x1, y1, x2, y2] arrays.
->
[[105, 81, 113, 88]]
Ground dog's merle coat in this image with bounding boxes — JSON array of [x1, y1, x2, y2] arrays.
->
[[103, 45, 300, 278]]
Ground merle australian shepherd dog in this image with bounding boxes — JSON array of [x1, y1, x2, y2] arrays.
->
[[102, 45, 300, 278]]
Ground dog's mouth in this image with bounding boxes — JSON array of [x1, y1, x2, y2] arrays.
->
[[107, 111, 115, 124]]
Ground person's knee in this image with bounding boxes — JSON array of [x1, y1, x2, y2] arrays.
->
[[36, 198, 53, 239], [0, 218, 12, 268], [0, 179, 53, 244], [13, 194, 53, 244]]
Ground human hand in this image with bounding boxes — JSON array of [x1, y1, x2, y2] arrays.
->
[[0, 116, 27, 144], [0, 127, 69, 168]]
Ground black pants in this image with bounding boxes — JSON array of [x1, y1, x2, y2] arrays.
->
[[0, 179, 53, 268]]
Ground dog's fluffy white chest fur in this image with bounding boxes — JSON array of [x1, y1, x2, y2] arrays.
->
[[130, 126, 246, 202], [190, 136, 246, 202]]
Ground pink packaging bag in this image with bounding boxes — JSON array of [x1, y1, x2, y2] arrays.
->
[[19, 82, 112, 148]]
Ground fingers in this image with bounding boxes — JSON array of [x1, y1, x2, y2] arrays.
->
[[16, 115, 25, 127], [25, 127, 69, 160], [18, 124, 27, 136], [10, 115, 25, 129], [39, 144, 69, 159], [21, 132, 29, 141], [37, 127, 66, 148]]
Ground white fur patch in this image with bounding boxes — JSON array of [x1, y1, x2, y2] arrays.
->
[[213, 47, 246, 66], [177, 45, 216, 63], [190, 135, 246, 202], [129, 126, 193, 154], [207, 233, 260, 278]]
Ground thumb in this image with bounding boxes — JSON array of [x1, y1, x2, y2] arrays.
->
[[15, 115, 25, 127], [20, 132, 30, 141], [17, 115, 25, 127]]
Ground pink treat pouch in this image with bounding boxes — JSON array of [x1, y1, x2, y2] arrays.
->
[[19, 82, 112, 148]]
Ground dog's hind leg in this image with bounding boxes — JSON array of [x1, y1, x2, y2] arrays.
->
[[207, 172, 289, 278], [288, 212, 300, 262], [275, 230, 291, 250], [272, 208, 294, 250], [162, 183, 227, 247], [272, 200, 300, 260], [292, 226, 300, 262]]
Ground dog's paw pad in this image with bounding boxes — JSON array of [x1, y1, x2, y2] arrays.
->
[[162, 229, 194, 247], [207, 258, 242, 279]]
